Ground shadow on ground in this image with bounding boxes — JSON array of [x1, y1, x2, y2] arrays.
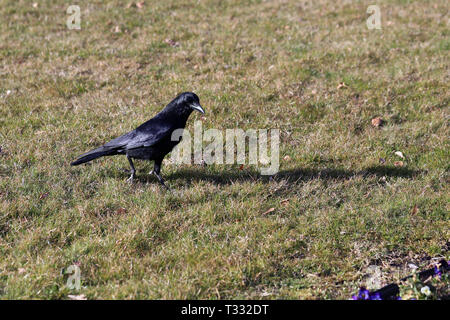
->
[[156, 165, 422, 186], [86, 158, 423, 186]]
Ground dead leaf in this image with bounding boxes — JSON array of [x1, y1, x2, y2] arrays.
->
[[116, 208, 127, 215], [39, 192, 49, 200], [371, 117, 384, 127], [68, 294, 87, 300], [113, 26, 121, 33], [32, 2, 38, 8], [394, 161, 404, 167], [410, 205, 418, 215], [283, 155, 291, 161], [262, 207, 275, 215], [126, 2, 144, 8], [337, 82, 347, 89], [408, 263, 418, 270], [280, 199, 289, 206], [18, 268, 26, 274], [164, 38, 180, 47], [394, 151, 405, 159], [239, 164, 244, 170]]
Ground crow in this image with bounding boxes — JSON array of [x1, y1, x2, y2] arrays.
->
[[71, 92, 205, 189]]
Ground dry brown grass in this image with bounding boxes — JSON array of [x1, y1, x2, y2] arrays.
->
[[0, 0, 448, 299]]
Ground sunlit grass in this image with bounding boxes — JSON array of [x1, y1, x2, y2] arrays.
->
[[0, 0, 448, 299]]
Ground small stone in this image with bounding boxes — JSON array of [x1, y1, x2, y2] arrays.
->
[[371, 117, 384, 127]]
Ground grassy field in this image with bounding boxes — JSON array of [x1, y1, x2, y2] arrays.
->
[[0, 0, 449, 299]]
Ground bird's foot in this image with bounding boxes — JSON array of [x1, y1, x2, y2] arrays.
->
[[160, 181, 171, 191], [126, 173, 135, 183], [152, 172, 170, 191]]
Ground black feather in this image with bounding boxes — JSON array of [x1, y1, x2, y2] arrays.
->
[[70, 92, 204, 188]]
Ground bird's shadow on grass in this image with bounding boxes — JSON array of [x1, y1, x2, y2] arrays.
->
[[101, 161, 421, 186], [161, 165, 422, 187]]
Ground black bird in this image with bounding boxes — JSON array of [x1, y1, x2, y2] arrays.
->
[[71, 92, 205, 189]]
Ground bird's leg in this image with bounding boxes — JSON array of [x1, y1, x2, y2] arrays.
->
[[152, 159, 170, 190], [126, 155, 136, 183]]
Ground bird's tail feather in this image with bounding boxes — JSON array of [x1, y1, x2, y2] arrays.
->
[[71, 147, 117, 166]]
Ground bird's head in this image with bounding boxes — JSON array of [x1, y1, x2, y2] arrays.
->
[[173, 92, 205, 115]]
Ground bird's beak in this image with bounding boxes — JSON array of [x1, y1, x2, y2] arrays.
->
[[190, 102, 205, 114]]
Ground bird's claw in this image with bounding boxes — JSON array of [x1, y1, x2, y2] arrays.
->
[[127, 174, 135, 183], [151, 171, 170, 191], [161, 182, 171, 191]]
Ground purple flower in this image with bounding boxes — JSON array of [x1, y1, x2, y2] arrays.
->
[[433, 266, 442, 278], [371, 292, 382, 300], [359, 288, 370, 300], [352, 287, 381, 300]]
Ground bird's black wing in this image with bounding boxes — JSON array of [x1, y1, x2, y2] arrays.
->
[[122, 117, 176, 151], [70, 130, 135, 165], [71, 115, 176, 165]]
